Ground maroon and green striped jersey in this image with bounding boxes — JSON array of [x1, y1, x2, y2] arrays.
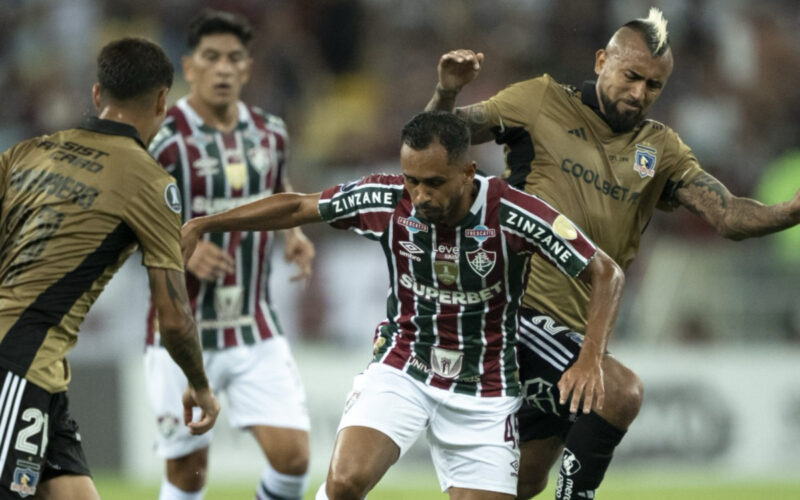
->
[[318, 174, 597, 397], [145, 98, 288, 349]]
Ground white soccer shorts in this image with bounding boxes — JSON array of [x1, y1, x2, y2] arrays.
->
[[144, 335, 310, 459], [338, 363, 522, 495]]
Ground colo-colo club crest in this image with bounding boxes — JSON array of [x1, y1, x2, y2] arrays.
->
[[633, 144, 657, 178], [466, 248, 496, 277]]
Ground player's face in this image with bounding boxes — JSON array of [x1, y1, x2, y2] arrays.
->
[[183, 33, 252, 109], [594, 35, 673, 133], [401, 141, 476, 226]]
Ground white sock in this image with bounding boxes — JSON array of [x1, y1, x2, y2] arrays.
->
[[314, 482, 329, 500], [256, 462, 309, 500], [159, 479, 204, 500]]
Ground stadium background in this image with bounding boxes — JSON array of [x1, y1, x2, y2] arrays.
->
[[2, 0, 799, 498]]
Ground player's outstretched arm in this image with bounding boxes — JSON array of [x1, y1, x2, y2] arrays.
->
[[558, 249, 625, 415], [425, 49, 495, 144], [675, 172, 800, 240], [182, 192, 323, 263], [280, 177, 316, 284], [147, 267, 219, 435]]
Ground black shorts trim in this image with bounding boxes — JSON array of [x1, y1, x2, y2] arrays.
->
[[0, 369, 90, 499], [517, 307, 585, 442]]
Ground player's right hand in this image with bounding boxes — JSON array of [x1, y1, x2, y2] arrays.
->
[[182, 385, 220, 435], [438, 49, 484, 92], [185, 240, 235, 281]]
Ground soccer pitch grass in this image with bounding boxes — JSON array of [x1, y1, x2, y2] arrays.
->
[[94, 473, 800, 499]]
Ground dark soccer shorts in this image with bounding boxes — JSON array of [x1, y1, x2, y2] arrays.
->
[[516, 306, 588, 443], [0, 368, 90, 499]]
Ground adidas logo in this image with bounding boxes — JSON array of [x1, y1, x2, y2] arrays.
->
[[567, 127, 587, 140]]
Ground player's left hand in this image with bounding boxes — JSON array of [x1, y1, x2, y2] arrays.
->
[[284, 228, 315, 285], [182, 385, 220, 435], [557, 354, 605, 414]]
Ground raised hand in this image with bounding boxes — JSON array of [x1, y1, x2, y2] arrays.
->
[[438, 49, 484, 91]]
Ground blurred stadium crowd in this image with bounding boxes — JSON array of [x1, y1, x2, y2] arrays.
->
[[1, 0, 798, 344]]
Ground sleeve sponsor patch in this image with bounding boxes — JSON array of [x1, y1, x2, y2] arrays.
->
[[164, 183, 182, 214]]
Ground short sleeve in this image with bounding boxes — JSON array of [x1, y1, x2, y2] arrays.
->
[[657, 129, 706, 211], [500, 184, 597, 278], [317, 174, 403, 240], [482, 76, 550, 131], [123, 176, 184, 271]]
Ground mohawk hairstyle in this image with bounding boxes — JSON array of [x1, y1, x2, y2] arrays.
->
[[623, 7, 670, 57]]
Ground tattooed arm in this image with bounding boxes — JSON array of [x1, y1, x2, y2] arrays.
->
[[147, 267, 219, 434], [675, 172, 800, 240], [425, 49, 496, 144]]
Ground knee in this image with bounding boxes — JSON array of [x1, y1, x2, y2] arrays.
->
[[517, 474, 548, 499], [166, 450, 209, 491], [617, 368, 643, 419], [325, 465, 371, 500], [273, 447, 310, 476]]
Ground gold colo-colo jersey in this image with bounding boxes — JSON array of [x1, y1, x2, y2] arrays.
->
[[0, 118, 184, 393], [481, 75, 704, 331]]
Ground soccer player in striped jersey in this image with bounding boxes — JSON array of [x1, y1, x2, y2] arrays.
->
[[426, 7, 800, 500], [181, 111, 625, 500], [143, 10, 314, 500], [0, 38, 218, 500]]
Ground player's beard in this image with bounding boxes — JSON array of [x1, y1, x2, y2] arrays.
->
[[600, 92, 645, 133]]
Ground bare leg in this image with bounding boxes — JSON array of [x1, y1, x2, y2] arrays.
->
[[250, 425, 310, 475], [32, 474, 100, 500], [166, 446, 209, 493], [324, 426, 399, 500], [516, 355, 642, 499], [448, 487, 514, 500]]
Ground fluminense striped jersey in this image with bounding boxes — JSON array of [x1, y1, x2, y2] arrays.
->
[[145, 98, 289, 349], [317, 174, 597, 397]]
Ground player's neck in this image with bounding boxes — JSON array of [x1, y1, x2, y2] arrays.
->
[[96, 106, 151, 145], [187, 96, 239, 133], [442, 181, 478, 227]]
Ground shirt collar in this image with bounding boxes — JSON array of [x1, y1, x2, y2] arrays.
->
[[581, 80, 602, 113], [78, 117, 146, 150]]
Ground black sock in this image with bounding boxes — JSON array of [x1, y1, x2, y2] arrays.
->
[[554, 412, 626, 499]]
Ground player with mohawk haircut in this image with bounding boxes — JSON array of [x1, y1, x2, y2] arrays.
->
[[426, 6, 800, 500], [624, 7, 670, 56]]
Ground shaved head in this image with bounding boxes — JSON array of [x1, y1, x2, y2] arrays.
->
[[594, 19, 674, 133]]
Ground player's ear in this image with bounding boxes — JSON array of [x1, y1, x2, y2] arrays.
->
[[181, 55, 194, 84], [594, 49, 607, 76], [91, 83, 102, 111], [241, 55, 253, 85], [155, 87, 169, 116], [464, 161, 477, 181]]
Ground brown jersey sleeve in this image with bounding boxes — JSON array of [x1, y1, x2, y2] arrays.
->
[[123, 175, 184, 271], [482, 76, 551, 130], [657, 128, 706, 211]]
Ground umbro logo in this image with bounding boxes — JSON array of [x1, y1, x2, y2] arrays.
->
[[567, 127, 587, 140], [398, 241, 424, 254]]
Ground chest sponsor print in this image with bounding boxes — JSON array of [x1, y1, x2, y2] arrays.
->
[[466, 248, 497, 277], [397, 216, 428, 234], [465, 224, 496, 242], [633, 144, 657, 178]]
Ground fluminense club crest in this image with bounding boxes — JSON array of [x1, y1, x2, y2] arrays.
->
[[466, 248, 496, 277]]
